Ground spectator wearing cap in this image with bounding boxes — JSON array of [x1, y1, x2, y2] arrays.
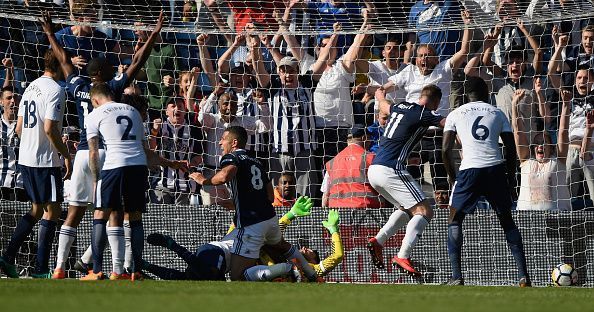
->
[[466, 21, 544, 140], [321, 124, 384, 208]]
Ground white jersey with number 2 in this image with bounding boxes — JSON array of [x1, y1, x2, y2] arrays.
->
[[17, 75, 65, 168], [444, 101, 512, 171], [85, 101, 146, 170]]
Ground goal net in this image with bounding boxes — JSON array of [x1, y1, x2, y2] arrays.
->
[[0, 0, 594, 285]]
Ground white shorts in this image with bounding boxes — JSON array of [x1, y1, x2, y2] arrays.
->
[[368, 164, 426, 209], [222, 216, 282, 259], [69, 149, 106, 206]]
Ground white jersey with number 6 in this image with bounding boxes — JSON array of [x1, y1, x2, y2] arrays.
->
[[17, 75, 66, 168], [85, 102, 146, 170], [444, 101, 512, 171]]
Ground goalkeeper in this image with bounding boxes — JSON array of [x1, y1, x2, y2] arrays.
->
[[247, 200, 344, 280]]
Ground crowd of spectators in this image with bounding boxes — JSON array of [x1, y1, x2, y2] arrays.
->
[[1, 0, 594, 211]]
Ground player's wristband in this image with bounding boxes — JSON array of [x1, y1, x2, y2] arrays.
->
[[286, 211, 296, 220]]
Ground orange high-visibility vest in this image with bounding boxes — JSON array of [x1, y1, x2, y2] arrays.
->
[[325, 144, 383, 208]]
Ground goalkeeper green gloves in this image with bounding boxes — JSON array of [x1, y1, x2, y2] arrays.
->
[[286, 196, 313, 220], [322, 209, 340, 234]]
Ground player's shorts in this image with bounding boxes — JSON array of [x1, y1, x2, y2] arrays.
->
[[96, 165, 148, 212], [222, 216, 282, 259], [19, 165, 64, 204], [368, 164, 426, 209], [186, 243, 228, 281], [449, 164, 512, 215], [69, 149, 106, 206]]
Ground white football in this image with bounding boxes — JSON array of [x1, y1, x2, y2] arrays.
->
[[551, 263, 578, 286]]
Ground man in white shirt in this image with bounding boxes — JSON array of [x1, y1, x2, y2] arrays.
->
[[82, 83, 185, 280], [0, 49, 71, 278], [442, 76, 530, 287]]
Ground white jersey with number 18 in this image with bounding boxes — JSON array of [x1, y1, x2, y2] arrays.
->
[[17, 75, 65, 168], [85, 102, 146, 170], [444, 101, 512, 171]]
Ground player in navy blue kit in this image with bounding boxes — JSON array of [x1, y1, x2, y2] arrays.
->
[[442, 76, 530, 286], [367, 85, 445, 275], [189, 126, 318, 281], [40, 11, 164, 278]]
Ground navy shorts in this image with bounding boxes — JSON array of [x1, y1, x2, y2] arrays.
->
[[19, 165, 63, 204], [96, 165, 148, 212], [450, 164, 512, 215], [187, 244, 227, 281]]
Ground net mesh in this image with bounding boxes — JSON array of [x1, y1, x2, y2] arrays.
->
[[0, 0, 594, 285]]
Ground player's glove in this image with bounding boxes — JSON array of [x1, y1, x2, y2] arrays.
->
[[286, 196, 313, 220], [322, 209, 340, 234]]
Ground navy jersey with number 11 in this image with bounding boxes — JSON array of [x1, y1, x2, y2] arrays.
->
[[372, 102, 443, 170], [220, 149, 276, 228]]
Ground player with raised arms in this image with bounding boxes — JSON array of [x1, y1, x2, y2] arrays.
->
[[81, 83, 185, 280], [189, 126, 319, 281], [366, 84, 445, 275], [39, 11, 164, 279], [0, 49, 71, 278], [442, 76, 530, 286]]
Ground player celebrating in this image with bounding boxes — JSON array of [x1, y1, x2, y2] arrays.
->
[[367, 85, 445, 275], [81, 84, 185, 280], [39, 11, 164, 279], [0, 49, 71, 278], [442, 76, 530, 286], [189, 126, 318, 281]]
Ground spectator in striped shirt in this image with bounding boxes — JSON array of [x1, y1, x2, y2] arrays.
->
[[149, 97, 203, 205], [0, 86, 26, 201]]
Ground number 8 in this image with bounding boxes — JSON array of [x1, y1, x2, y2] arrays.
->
[[250, 165, 263, 190]]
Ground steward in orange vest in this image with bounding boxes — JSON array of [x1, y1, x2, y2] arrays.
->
[[322, 125, 384, 208]]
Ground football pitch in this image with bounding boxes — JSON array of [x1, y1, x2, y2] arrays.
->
[[0, 280, 592, 312]]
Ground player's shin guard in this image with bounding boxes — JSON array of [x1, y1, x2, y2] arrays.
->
[[56, 225, 77, 270], [397, 215, 429, 259], [3, 213, 36, 263], [284, 245, 317, 281], [36, 219, 57, 274], [91, 219, 108, 274], [447, 223, 464, 280], [497, 212, 529, 279], [123, 220, 133, 272], [375, 209, 410, 245], [244, 263, 293, 281], [107, 226, 125, 274], [129, 220, 144, 272]]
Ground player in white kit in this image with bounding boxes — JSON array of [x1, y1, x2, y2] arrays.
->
[[0, 49, 72, 278], [442, 76, 530, 286], [81, 84, 185, 280]]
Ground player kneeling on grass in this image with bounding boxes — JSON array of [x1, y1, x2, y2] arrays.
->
[[189, 126, 319, 282], [142, 197, 315, 281], [81, 84, 186, 281]]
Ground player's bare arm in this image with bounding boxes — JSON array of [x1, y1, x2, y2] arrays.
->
[[40, 11, 75, 80], [500, 132, 518, 189], [442, 130, 457, 187], [45, 119, 72, 180], [88, 136, 101, 182], [143, 140, 188, 171], [189, 164, 237, 186], [125, 11, 164, 84]]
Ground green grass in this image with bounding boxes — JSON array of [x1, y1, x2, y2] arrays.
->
[[0, 280, 592, 312]]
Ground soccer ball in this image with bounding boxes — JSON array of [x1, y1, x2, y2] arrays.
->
[[551, 263, 578, 286]]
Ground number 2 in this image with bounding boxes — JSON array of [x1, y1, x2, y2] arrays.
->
[[116, 115, 136, 140], [250, 165, 263, 190]]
